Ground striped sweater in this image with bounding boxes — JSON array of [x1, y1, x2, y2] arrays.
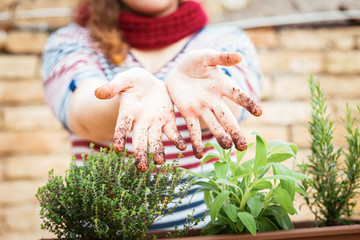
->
[[42, 23, 262, 230]]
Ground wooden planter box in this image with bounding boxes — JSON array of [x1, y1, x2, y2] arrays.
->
[[42, 221, 360, 239], [146, 221, 360, 240]]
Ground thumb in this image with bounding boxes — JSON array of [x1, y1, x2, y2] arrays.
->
[[94, 73, 135, 100], [206, 51, 242, 67], [177, 49, 242, 76]]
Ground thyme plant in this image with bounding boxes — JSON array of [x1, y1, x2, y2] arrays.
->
[[299, 75, 360, 226], [36, 146, 192, 239]]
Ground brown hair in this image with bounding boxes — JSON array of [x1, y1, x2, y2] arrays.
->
[[74, 0, 127, 65]]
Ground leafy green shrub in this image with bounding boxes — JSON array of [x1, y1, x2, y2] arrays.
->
[[189, 133, 308, 236], [36, 146, 192, 239], [299, 75, 360, 226]]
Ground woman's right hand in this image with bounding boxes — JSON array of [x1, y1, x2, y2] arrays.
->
[[94, 67, 186, 172]]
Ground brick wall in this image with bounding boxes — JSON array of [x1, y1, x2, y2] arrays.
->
[[0, 1, 360, 239]]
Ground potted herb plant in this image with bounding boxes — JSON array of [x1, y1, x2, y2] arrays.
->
[[168, 132, 310, 238], [36, 145, 193, 239], [298, 76, 360, 226], [158, 75, 360, 239]]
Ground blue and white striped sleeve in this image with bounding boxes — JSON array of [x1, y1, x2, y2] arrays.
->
[[42, 24, 106, 131]]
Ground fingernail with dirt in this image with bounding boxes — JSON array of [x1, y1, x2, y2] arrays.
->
[[153, 152, 165, 165], [135, 153, 148, 172], [232, 132, 247, 151]]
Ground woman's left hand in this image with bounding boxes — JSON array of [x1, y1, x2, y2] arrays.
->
[[166, 49, 262, 159]]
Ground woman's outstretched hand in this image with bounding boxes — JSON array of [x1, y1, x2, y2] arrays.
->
[[94, 67, 186, 172], [166, 49, 262, 159]]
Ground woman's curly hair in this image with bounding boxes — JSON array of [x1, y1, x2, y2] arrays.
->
[[74, 0, 127, 65]]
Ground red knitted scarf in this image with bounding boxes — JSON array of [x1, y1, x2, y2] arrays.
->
[[119, 1, 207, 49], [74, 1, 207, 49]]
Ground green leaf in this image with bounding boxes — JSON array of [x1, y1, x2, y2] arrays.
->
[[295, 186, 307, 196], [273, 188, 295, 215], [201, 154, 220, 171], [247, 195, 263, 217], [263, 175, 302, 186], [233, 170, 251, 179], [223, 205, 238, 222], [254, 134, 267, 168], [210, 191, 230, 223], [251, 180, 272, 190], [237, 211, 257, 235], [236, 143, 254, 164], [229, 162, 237, 177], [272, 163, 295, 200], [194, 181, 220, 192], [239, 159, 255, 170], [267, 141, 297, 163], [254, 165, 271, 179], [214, 162, 228, 179], [264, 205, 293, 230], [201, 223, 224, 236], [183, 169, 211, 179], [236, 220, 244, 232], [215, 178, 240, 190], [293, 172, 311, 181], [205, 142, 223, 155], [257, 217, 278, 232], [204, 190, 213, 208]]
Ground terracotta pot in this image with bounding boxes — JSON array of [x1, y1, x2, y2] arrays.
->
[[146, 221, 360, 240]]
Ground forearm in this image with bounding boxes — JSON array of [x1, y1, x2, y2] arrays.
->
[[68, 78, 120, 141]]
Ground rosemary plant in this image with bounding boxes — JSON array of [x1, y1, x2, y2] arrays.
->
[[299, 75, 360, 226]]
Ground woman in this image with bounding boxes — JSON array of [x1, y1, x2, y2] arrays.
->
[[42, 0, 262, 230]]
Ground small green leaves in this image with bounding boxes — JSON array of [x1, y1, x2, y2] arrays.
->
[[302, 75, 360, 226], [36, 147, 192, 239]]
